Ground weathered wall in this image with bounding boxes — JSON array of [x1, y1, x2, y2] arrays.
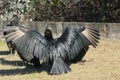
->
[[0, 21, 120, 40]]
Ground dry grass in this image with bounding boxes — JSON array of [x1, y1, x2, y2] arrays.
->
[[0, 39, 120, 80]]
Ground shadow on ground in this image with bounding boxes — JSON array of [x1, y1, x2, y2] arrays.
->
[[0, 66, 50, 76], [0, 51, 10, 55], [0, 58, 51, 76], [0, 58, 24, 66]]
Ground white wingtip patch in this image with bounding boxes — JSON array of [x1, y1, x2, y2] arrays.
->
[[4, 27, 25, 43], [82, 27, 100, 48]]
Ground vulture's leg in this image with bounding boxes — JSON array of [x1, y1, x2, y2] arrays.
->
[[50, 57, 71, 75], [11, 44, 16, 55], [79, 47, 89, 62], [7, 42, 12, 55], [7, 42, 16, 56]]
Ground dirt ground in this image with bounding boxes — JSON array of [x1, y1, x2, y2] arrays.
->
[[0, 39, 120, 80]]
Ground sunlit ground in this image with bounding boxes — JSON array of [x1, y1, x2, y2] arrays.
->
[[0, 39, 120, 80]]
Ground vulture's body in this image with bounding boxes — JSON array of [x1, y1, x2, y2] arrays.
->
[[3, 15, 19, 55], [3, 25, 100, 74]]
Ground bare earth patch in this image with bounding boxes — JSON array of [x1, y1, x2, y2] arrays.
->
[[0, 39, 120, 80]]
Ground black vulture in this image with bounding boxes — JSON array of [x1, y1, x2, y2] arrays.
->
[[3, 15, 19, 55], [2, 25, 100, 74]]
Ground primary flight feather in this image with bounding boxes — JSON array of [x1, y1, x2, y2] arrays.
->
[[3, 25, 100, 74]]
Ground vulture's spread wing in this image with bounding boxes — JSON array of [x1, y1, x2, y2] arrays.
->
[[51, 26, 100, 61], [3, 25, 100, 74], [3, 27, 48, 62]]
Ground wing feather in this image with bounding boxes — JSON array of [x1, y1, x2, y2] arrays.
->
[[82, 27, 100, 48], [4, 27, 48, 62], [52, 26, 100, 61], [3, 25, 100, 63]]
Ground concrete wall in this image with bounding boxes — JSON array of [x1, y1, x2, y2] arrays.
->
[[0, 20, 120, 40]]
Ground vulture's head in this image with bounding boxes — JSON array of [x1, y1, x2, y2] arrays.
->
[[9, 14, 19, 26], [11, 14, 18, 21], [44, 28, 53, 39]]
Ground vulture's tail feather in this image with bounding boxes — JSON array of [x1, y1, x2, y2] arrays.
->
[[50, 58, 71, 75]]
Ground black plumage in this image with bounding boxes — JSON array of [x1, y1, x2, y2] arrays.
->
[[3, 15, 19, 55], [3, 25, 100, 74]]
